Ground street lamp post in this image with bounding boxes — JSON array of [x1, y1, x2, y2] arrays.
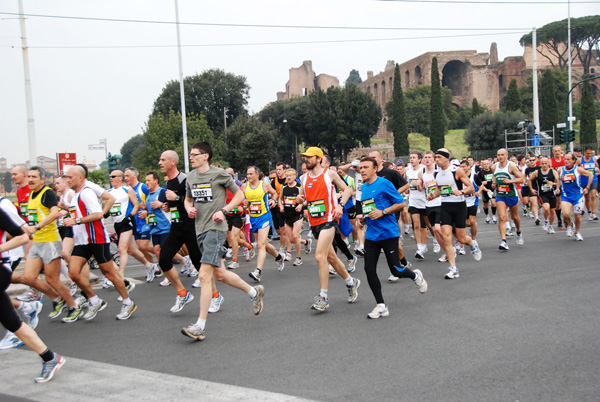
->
[[563, 75, 600, 151]]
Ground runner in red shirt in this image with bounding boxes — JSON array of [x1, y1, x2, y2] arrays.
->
[[551, 145, 565, 228], [12, 166, 31, 223]]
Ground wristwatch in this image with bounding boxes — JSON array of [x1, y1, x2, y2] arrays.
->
[[75, 218, 82, 225], [175, 195, 180, 201], [339, 201, 345, 207], [382, 209, 388, 215], [221, 208, 228, 215]]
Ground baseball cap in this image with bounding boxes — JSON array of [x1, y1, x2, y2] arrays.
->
[[351, 159, 360, 167], [299, 147, 324, 158]]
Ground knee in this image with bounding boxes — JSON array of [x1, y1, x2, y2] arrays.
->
[[198, 270, 212, 284]]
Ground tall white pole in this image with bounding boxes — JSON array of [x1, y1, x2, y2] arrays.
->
[[18, 0, 37, 166], [175, 0, 189, 173], [567, 0, 574, 152], [532, 28, 540, 135]]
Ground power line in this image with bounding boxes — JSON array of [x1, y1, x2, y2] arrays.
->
[[24, 31, 528, 50], [381, 0, 598, 3], [0, 11, 535, 31]]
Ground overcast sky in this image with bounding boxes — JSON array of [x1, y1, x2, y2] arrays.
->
[[1, 0, 595, 167]]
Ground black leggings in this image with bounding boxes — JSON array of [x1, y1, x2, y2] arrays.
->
[[1, 266, 22, 333], [159, 223, 202, 273], [333, 232, 354, 260], [364, 237, 416, 304]]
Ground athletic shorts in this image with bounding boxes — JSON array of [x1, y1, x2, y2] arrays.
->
[[114, 215, 135, 237], [28, 241, 62, 264], [540, 194, 557, 209], [496, 196, 519, 208], [425, 206, 441, 225], [197, 229, 227, 267], [151, 233, 169, 248], [226, 213, 244, 230], [72, 243, 112, 264], [590, 181, 598, 191], [284, 213, 304, 227], [250, 213, 272, 233], [408, 206, 427, 227], [467, 205, 478, 217], [311, 221, 337, 240], [440, 202, 467, 229], [58, 226, 73, 240], [355, 201, 362, 215], [345, 205, 357, 220], [271, 208, 285, 230], [521, 186, 532, 198], [482, 190, 495, 203], [563, 197, 585, 215], [134, 223, 151, 241]]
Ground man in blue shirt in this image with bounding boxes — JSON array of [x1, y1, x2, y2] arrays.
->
[[357, 157, 428, 319]]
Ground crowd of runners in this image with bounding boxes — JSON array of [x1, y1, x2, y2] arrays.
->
[[1, 141, 597, 382]]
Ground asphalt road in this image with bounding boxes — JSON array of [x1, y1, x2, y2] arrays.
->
[[1, 212, 599, 402]]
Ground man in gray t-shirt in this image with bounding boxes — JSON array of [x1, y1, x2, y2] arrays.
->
[[181, 141, 264, 343]]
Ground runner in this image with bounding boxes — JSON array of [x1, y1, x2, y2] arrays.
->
[[521, 156, 540, 225], [224, 167, 254, 270], [243, 166, 285, 281], [492, 148, 525, 251], [559, 152, 593, 241], [418, 151, 444, 257], [460, 159, 482, 250], [271, 162, 290, 255], [576, 146, 598, 220], [477, 159, 497, 224], [124, 167, 156, 267], [528, 157, 558, 233], [64, 165, 137, 321], [295, 147, 360, 312], [357, 157, 427, 319], [551, 145, 566, 229], [405, 151, 428, 259], [279, 168, 312, 266], [181, 141, 264, 341]]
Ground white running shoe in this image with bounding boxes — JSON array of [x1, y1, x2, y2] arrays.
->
[[249, 269, 261, 282], [347, 256, 358, 273], [492, 216, 498, 224], [159, 278, 171, 287], [328, 264, 337, 275], [208, 294, 224, 313], [543, 221, 549, 231], [227, 260, 239, 269], [457, 246, 466, 255], [225, 248, 233, 259], [102, 278, 114, 289], [444, 266, 459, 279], [68, 281, 77, 296], [547, 225, 555, 234], [367, 304, 389, 319], [293, 257, 303, 266], [485, 215, 491, 224], [471, 245, 482, 261], [413, 269, 428, 293], [438, 253, 448, 263], [26, 301, 43, 329], [277, 255, 285, 272], [574, 233, 584, 241], [0, 331, 23, 350], [146, 264, 156, 283], [188, 268, 199, 277], [170, 292, 194, 313], [516, 233, 524, 245], [499, 240, 509, 251], [566, 225, 573, 237], [433, 241, 441, 254], [388, 273, 399, 282], [244, 248, 251, 261], [284, 252, 292, 261], [192, 278, 201, 288], [305, 238, 313, 254]]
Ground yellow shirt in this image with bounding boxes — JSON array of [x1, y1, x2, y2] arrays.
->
[[28, 186, 60, 243], [244, 181, 268, 218]]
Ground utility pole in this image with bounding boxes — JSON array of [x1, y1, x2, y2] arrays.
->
[[174, 0, 189, 173], [532, 28, 540, 135], [18, 0, 37, 166]]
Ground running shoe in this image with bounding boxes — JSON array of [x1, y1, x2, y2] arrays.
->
[[404, 224, 410, 234], [244, 248, 251, 261], [146, 264, 156, 283], [75, 295, 87, 308], [227, 260, 240, 269], [444, 265, 459, 279], [413, 269, 428, 293], [277, 256, 285, 272], [516, 233, 524, 245], [208, 293, 224, 313], [557, 221, 564, 229], [34, 353, 65, 383], [170, 291, 194, 313], [457, 246, 466, 255], [588, 213, 594, 221], [535, 218, 540, 226], [83, 300, 107, 320], [183, 257, 194, 275], [543, 220, 549, 231], [347, 278, 360, 303], [48, 299, 66, 319], [27, 301, 43, 329], [422, 245, 428, 254], [68, 281, 77, 296], [593, 213, 598, 221], [347, 255, 358, 273], [62, 306, 84, 323], [354, 248, 365, 257], [433, 241, 441, 254], [438, 253, 448, 263], [471, 245, 482, 261], [574, 233, 584, 241], [404, 261, 413, 270], [523, 208, 528, 217], [102, 278, 114, 289], [566, 224, 573, 237], [293, 257, 303, 266], [492, 216, 498, 224], [0, 331, 23, 350], [311, 295, 329, 312], [117, 281, 136, 302], [547, 225, 555, 234], [249, 269, 261, 282], [415, 249, 425, 260], [529, 212, 535, 219], [305, 238, 313, 254], [192, 278, 201, 288], [367, 305, 389, 319], [388, 273, 399, 282], [506, 227, 515, 236], [499, 240, 509, 251], [485, 215, 491, 224], [225, 248, 233, 259], [328, 264, 337, 275], [181, 324, 205, 341], [188, 268, 199, 277], [16, 287, 42, 302], [180, 257, 191, 274], [159, 278, 171, 287], [284, 252, 292, 261], [252, 285, 264, 315], [116, 302, 137, 320]]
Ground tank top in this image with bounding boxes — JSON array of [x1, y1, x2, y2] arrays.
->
[[27, 186, 60, 243], [422, 168, 441, 207], [560, 166, 583, 202], [301, 168, 337, 227], [536, 169, 556, 195], [579, 156, 597, 186], [406, 165, 426, 209], [465, 172, 478, 207], [108, 186, 133, 223], [281, 183, 301, 218], [494, 162, 517, 197], [244, 181, 269, 218], [435, 168, 464, 203]]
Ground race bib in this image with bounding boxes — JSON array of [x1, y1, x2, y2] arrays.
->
[[307, 200, 326, 218], [409, 179, 418, 190], [541, 184, 553, 192], [361, 198, 376, 214], [191, 183, 213, 202], [68, 207, 77, 219], [284, 197, 297, 208], [497, 185, 510, 194], [484, 174, 493, 182], [19, 203, 28, 216], [426, 181, 437, 195], [439, 186, 453, 197], [562, 173, 575, 184], [249, 201, 262, 216], [110, 203, 121, 216], [170, 207, 180, 223], [27, 209, 38, 225], [148, 213, 157, 226]]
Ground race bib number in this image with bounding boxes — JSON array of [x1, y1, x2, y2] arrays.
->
[[191, 183, 213, 202], [541, 184, 553, 192], [409, 179, 418, 190], [307, 200, 326, 218], [426, 181, 437, 195], [170, 207, 180, 223], [562, 173, 575, 184], [361, 198, 376, 214], [27, 209, 38, 225], [68, 207, 77, 219], [19, 203, 28, 216], [57, 217, 65, 228], [497, 185, 510, 194], [484, 174, 493, 182], [439, 186, 453, 197], [110, 203, 121, 216], [249, 201, 262, 216], [148, 214, 157, 226], [231, 206, 238, 213], [284, 197, 297, 208]]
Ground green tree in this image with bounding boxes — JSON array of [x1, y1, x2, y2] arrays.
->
[[2, 172, 12, 193], [134, 111, 219, 178], [429, 57, 446, 150], [540, 70, 561, 132], [580, 80, 598, 146], [472, 98, 481, 118], [506, 79, 522, 112], [402, 85, 454, 136], [520, 19, 570, 70], [346, 69, 363, 84], [225, 115, 279, 173], [570, 16, 600, 75], [387, 64, 409, 156], [151, 69, 250, 136], [465, 110, 526, 152], [119, 134, 146, 169], [88, 170, 109, 187]]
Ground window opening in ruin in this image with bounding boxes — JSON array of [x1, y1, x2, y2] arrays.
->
[[441, 60, 467, 97]]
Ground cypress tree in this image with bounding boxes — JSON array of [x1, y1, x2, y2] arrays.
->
[[540, 70, 560, 132], [430, 57, 446, 150], [506, 79, 522, 112], [387, 64, 410, 156], [580, 80, 597, 146], [472, 98, 481, 118]]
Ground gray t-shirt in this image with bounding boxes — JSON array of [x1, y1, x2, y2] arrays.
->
[[186, 166, 240, 234]]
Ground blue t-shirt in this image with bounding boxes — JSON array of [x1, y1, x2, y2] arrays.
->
[[146, 187, 170, 235], [360, 177, 405, 241], [132, 182, 149, 231]]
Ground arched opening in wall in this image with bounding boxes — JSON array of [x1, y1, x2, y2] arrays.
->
[[405, 70, 410, 88], [389, 77, 393, 89], [303, 88, 308, 96], [441, 60, 467, 97], [415, 66, 422, 85], [591, 83, 599, 101], [381, 80, 386, 102], [374, 83, 379, 100], [498, 74, 507, 105]]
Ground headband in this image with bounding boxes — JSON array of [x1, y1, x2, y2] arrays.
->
[[435, 150, 450, 159]]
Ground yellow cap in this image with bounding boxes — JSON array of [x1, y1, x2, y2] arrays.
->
[[299, 147, 324, 158]]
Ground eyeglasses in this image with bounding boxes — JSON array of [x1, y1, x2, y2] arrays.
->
[[189, 152, 206, 158], [109, 175, 122, 178]]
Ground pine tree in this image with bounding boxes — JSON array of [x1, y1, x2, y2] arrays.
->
[[471, 98, 481, 118], [580, 80, 597, 146], [540, 70, 560, 132], [506, 79, 522, 112], [429, 57, 446, 150], [387, 64, 410, 156]]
